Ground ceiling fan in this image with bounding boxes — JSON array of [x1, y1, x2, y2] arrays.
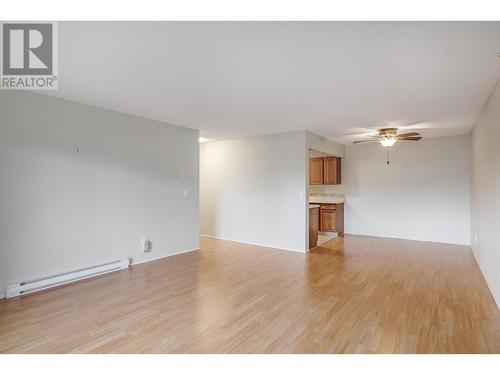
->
[[353, 128, 422, 148]]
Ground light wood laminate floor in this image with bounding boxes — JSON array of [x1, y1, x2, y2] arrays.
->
[[1, 235, 499, 353]]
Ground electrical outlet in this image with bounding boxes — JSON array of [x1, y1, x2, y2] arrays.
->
[[183, 189, 188, 197], [141, 236, 151, 252]]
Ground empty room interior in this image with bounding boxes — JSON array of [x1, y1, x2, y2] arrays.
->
[[1, 21, 500, 354]]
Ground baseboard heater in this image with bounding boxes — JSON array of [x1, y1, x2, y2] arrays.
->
[[5, 258, 130, 299]]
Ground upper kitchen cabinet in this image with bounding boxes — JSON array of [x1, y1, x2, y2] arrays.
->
[[309, 157, 324, 185], [309, 156, 341, 185], [323, 157, 341, 184]]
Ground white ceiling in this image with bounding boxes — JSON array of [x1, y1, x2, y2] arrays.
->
[[44, 22, 500, 144]]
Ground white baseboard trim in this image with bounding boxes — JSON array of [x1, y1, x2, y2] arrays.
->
[[131, 247, 200, 267], [200, 234, 306, 254]]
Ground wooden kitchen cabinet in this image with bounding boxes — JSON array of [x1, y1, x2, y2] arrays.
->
[[323, 157, 341, 185], [309, 156, 341, 185], [320, 209, 337, 231], [318, 203, 344, 235], [309, 157, 324, 185], [309, 206, 319, 249]]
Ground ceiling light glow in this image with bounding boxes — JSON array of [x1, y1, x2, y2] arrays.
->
[[379, 138, 396, 148]]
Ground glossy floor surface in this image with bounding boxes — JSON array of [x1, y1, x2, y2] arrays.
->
[[1, 235, 499, 353]]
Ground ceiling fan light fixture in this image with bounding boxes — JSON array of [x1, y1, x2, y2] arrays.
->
[[379, 138, 396, 148]]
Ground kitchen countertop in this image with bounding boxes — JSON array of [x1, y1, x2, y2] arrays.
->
[[309, 204, 320, 209], [309, 193, 345, 204], [309, 199, 344, 204]]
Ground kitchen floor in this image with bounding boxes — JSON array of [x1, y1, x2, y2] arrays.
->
[[1, 235, 499, 353], [317, 234, 334, 246]]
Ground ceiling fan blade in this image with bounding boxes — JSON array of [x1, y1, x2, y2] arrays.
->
[[397, 132, 420, 137], [353, 139, 379, 144], [398, 136, 422, 141]]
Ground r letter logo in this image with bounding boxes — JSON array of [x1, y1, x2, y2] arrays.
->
[[1, 22, 58, 90]]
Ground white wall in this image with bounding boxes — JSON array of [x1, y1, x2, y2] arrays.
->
[[200, 132, 307, 252], [343, 135, 471, 245], [306, 131, 345, 158], [0, 92, 199, 296], [471, 81, 500, 307]]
